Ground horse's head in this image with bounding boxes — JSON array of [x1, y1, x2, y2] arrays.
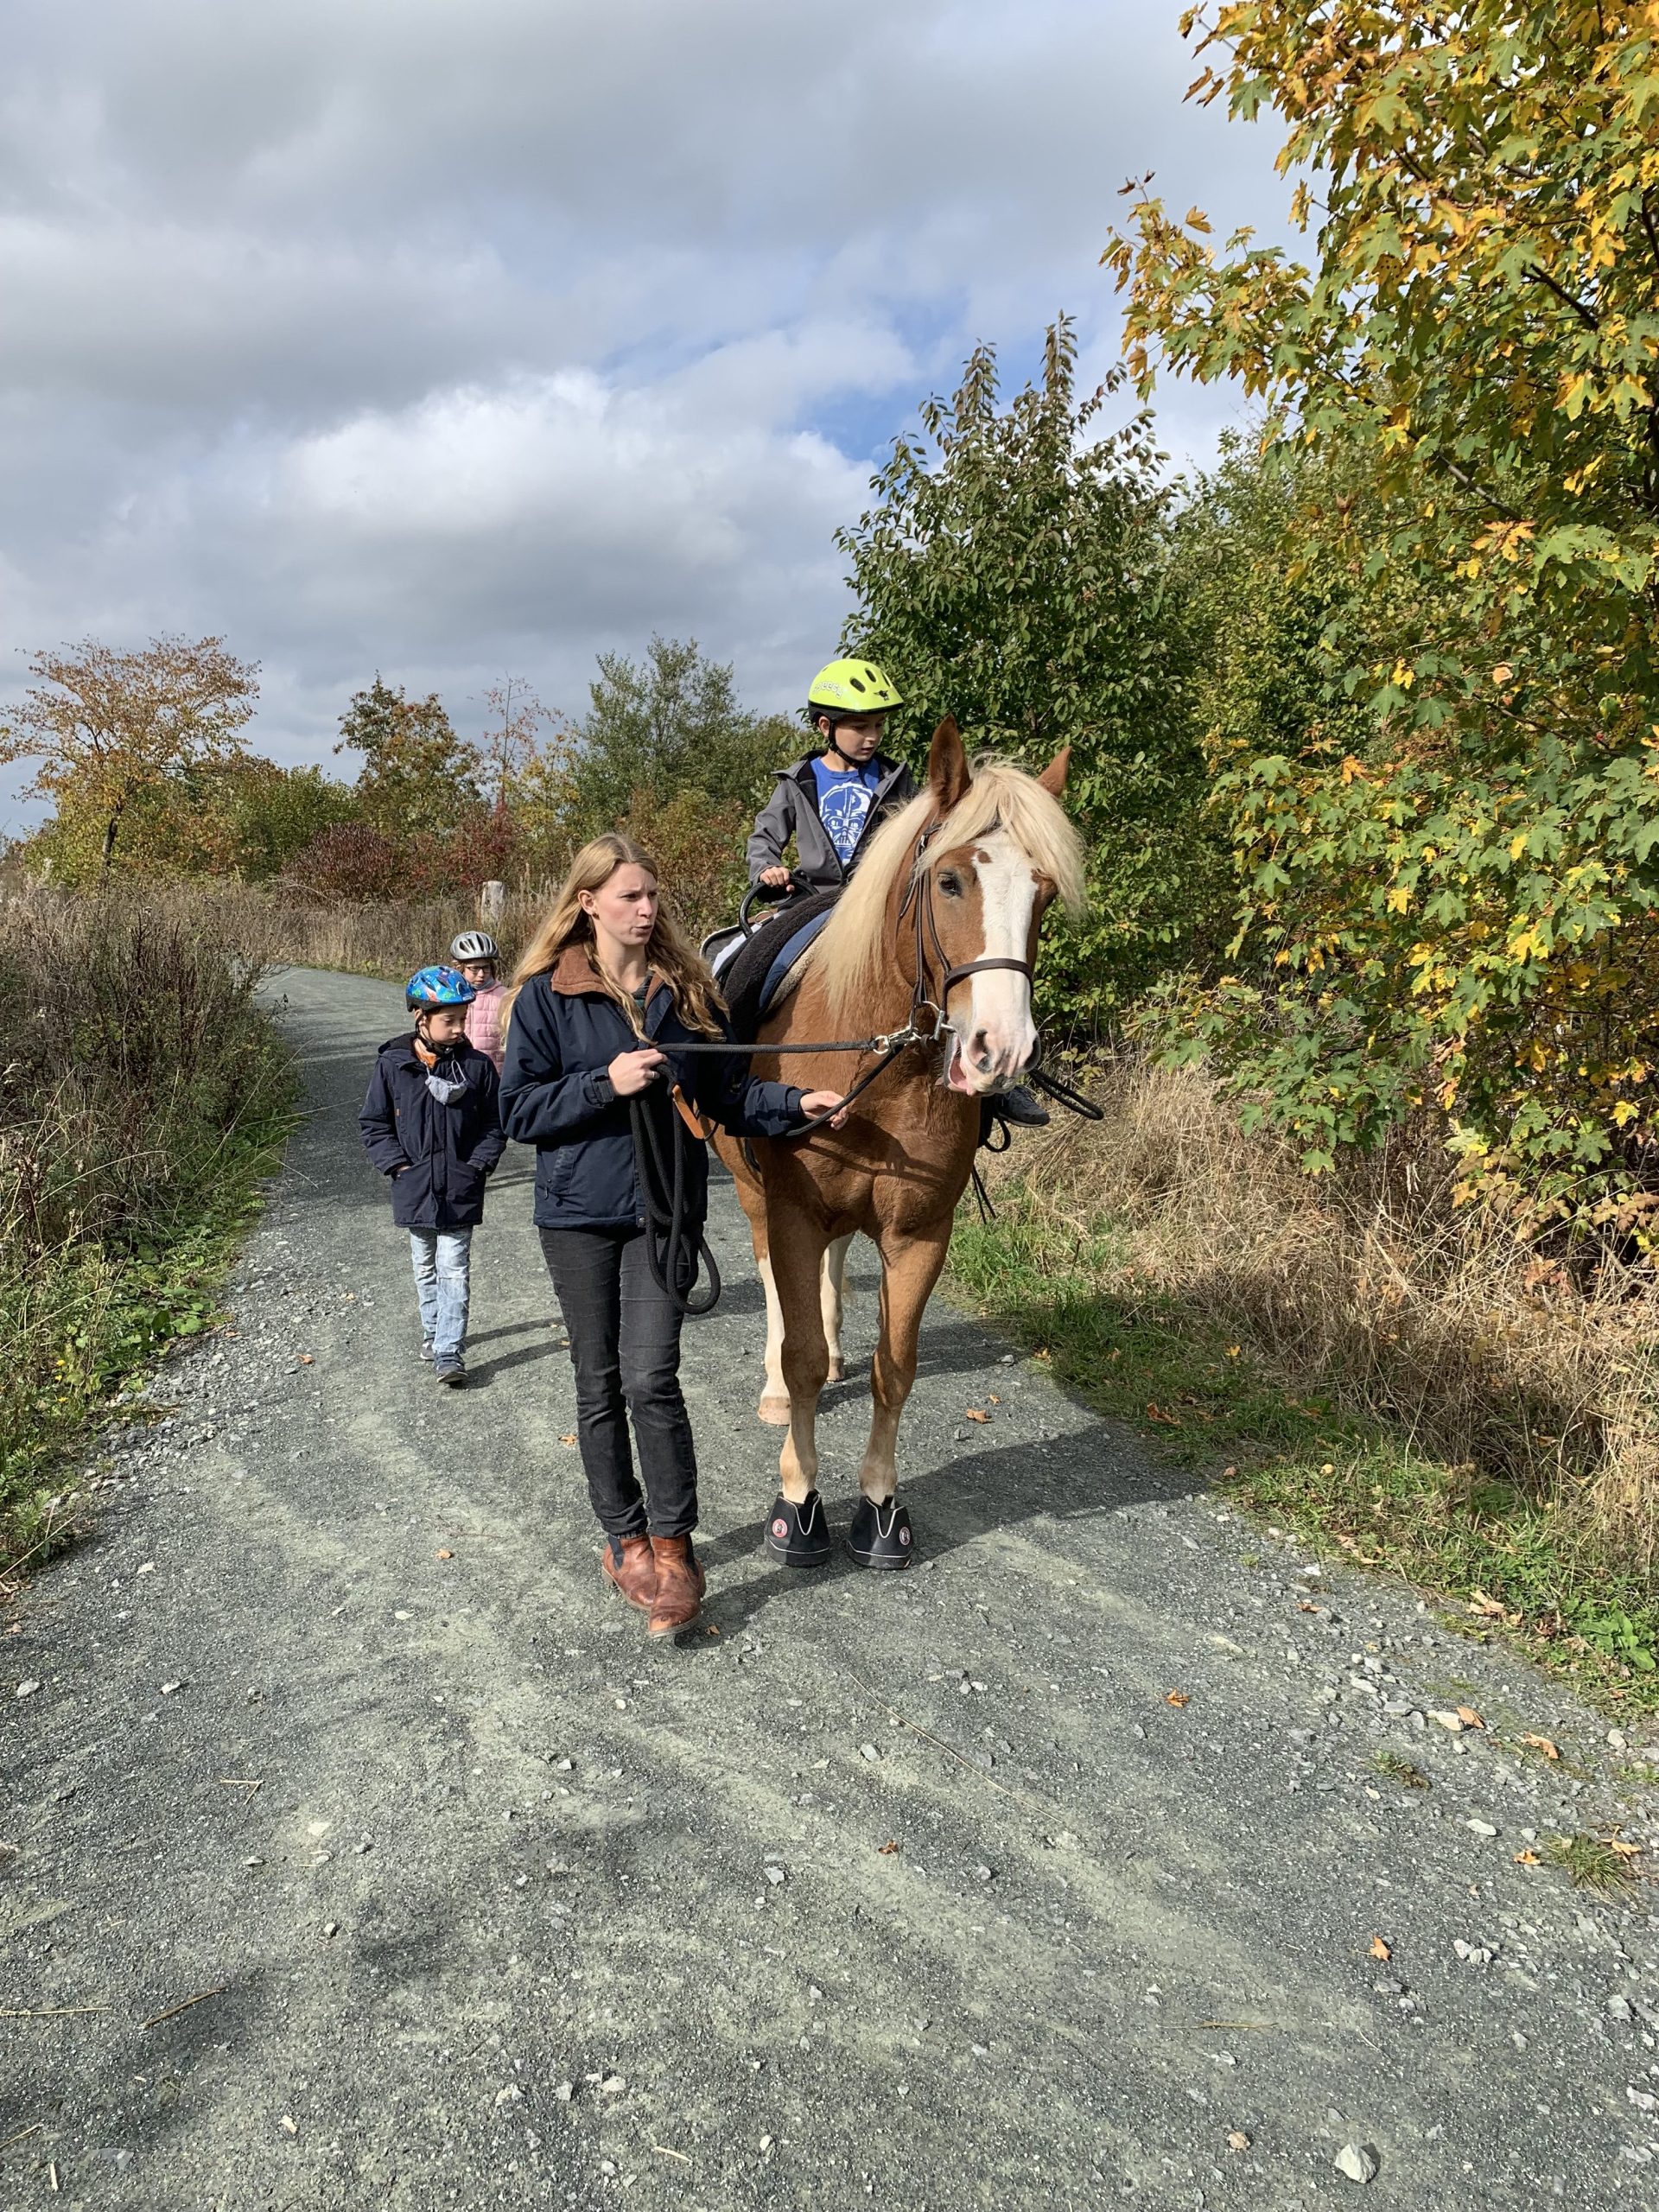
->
[[914, 717, 1077, 1097]]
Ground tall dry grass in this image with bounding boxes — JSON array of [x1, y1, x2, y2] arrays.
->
[[986, 1055, 1659, 1559], [1, 886, 294, 1567], [157, 829, 747, 987]]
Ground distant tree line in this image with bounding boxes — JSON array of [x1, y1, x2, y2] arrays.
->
[[3, 634, 795, 931]]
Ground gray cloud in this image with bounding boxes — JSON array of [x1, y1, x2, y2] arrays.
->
[[0, 0, 1289, 825]]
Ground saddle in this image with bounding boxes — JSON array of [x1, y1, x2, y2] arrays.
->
[[718, 889, 841, 1044]]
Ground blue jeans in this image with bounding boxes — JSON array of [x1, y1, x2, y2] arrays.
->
[[409, 1227, 473, 1359]]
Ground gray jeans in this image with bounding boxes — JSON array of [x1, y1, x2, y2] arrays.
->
[[409, 1227, 473, 1358], [538, 1225, 696, 1538]]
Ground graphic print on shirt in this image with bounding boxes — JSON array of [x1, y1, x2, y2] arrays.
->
[[811, 759, 881, 868]]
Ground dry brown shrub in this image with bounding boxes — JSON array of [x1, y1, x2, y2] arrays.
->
[[993, 1054, 1659, 1558]]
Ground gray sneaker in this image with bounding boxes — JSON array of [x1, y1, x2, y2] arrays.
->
[[435, 1356, 466, 1389], [419, 1338, 435, 1362]]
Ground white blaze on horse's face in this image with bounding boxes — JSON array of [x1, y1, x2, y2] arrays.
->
[[946, 831, 1041, 1092]]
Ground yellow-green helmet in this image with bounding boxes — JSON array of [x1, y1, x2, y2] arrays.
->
[[807, 658, 903, 715]]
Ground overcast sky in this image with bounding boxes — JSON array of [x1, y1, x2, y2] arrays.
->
[[0, 0, 1289, 830]]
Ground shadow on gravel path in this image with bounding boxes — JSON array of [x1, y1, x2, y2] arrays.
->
[[3, 968, 1657, 2210]]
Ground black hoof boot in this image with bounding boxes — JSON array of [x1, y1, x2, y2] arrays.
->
[[765, 1490, 834, 1567], [847, 1496, 914, 1571]]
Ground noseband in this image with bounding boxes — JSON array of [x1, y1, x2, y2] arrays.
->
[[896, 818, 1036, 1034]]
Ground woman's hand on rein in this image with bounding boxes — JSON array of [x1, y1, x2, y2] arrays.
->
[[608, 1046, 666, 1096], [799, 1089, 849, 1128]]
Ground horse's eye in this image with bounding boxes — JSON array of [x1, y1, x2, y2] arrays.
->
[[938, 872, 963, 899]]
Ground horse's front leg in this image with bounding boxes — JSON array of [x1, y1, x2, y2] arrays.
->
[[763, 1204, 835, 1566], [849, 1218, 952, 1571]]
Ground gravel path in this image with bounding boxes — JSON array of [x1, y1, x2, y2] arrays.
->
[[5, 965, 1659, 2209]]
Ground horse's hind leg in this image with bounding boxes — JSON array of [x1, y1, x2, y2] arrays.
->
[[822, 1233, 854, 1385], [848, 1218, 952, 1571], [760, 1230, 853, 1421], [757, 1250, 789, 1426]]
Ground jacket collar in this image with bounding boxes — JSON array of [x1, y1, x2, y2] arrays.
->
[[546, 944, 670, 1021]]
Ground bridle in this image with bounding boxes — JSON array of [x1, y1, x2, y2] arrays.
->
[[896, 817, 1038, 1043]]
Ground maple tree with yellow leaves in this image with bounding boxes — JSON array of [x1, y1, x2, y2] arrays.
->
[[1108, 3, 1659, 1217]]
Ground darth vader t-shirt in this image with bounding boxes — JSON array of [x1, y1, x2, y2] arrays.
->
[[810, 756, 883, 868]]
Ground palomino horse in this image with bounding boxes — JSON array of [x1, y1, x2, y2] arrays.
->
[[715, 716, 1084, 1569]]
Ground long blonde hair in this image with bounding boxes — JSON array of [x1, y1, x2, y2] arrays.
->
[[510, 833, 726, 1038]]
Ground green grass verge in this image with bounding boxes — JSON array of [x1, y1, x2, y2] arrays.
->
[[949, 1192, 1659, 1715], [2, 1039, 298, 1580]]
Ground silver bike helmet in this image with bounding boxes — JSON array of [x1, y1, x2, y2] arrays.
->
[[449, 930, 499, 963]]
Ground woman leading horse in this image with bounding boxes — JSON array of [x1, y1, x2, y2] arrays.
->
[[715, 716, 1084, 1570]]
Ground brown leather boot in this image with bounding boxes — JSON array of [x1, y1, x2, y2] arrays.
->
[[646, 1535, 706, 1639], [601, 1534, 656, 1612]]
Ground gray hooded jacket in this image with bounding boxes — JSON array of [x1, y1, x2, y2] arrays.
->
[[745, 753, 918, 892]]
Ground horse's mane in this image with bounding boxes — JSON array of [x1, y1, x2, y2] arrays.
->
[[805, 755, 1086, 1029]]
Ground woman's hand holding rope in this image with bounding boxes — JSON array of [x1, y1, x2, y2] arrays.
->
[[607, 1046, 666, 1095]]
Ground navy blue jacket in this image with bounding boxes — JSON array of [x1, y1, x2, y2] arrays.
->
[[499, 947, 807, 1232], [359, 1034, 506, 1229]]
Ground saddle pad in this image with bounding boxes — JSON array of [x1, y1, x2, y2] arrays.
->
[[721, 889, 840, 1042]]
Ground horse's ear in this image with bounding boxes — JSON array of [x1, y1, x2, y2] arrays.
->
[[927, 717, 971, 812], [1036, 743, 1071, 798]]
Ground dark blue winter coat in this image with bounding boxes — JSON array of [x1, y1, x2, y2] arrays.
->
[[359, 1034, 506, 1229], [499, 946, 807, 1233]]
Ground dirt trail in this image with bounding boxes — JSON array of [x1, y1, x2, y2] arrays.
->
[[4, 966, 1659, 2209]]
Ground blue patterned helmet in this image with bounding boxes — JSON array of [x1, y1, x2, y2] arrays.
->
[[406, 963, 476, 1012]]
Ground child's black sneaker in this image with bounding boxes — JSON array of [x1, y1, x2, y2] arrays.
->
[[435, 1356, 466, 1388]]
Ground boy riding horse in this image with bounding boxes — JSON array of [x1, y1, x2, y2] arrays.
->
[[744, 658, 1047, 1135]]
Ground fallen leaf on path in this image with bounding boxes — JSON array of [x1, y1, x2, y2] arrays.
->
[[1298, 1599, 1321, 1613], [1166, 1690, 1191, 1708], [1521, 1732, 1559, 1760], [436, 1549, 453, 1561], [1456, 1706, 1485, 1729], [1467, 1590, 1507, 1618], [1369, 1936, 1391, 1961], [964, 1408, 990, 1424], [297, 1355, 314, 1367], [1605, 1833, 1643, 1859], [878, 1840, 900, 1855], [1145, 1402, 1184, 1427], [988, 1394, 1001, 1405], [1226, 2132, 1251, 2152], [1514, 1849, 1541, 1866], [560, 1434, 576, 1447]]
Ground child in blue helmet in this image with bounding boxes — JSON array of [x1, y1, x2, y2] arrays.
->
[[359, 965, 505, 1385]]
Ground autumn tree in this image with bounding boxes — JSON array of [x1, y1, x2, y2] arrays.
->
[[337, 677, 480, 840], [841, 316, 1220, 1025], [476, 676, 569, 812], [1105, 3, 1659, 1211], [564, 636, 791, 841], [2, 636, 258, 874]]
